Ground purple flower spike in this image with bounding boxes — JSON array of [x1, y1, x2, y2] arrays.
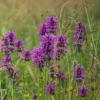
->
[[2, 32, 17, 52], [73, 22, 86, 49], [41, 35, 55, 60], [45, 83, 56, 95], [31, 47, 46, 69], [38, 23, 48, 37], [22, 49, 32, 61], [78, 86, 89, 97], [15, 40, 24, 52], [73, 66, 85, 83], [7, 31, 16, 46], [53, 35, 67, 60], [3, 37, 9, 46], [46, 16, 58, 34]]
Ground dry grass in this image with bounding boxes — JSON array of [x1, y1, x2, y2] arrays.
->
[[0, 0, 99, 33]]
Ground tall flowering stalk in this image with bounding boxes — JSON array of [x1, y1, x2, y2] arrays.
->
[[1, 31, 20, 84], [73, 22, 86, 50]]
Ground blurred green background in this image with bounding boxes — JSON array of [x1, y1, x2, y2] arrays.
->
[[0, 0, 100, 49], [0, 0, 100, 32]]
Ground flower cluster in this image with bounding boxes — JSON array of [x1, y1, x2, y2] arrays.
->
[[46, 16, 58, 34], [22, 49, 32, 61], [31, 47, 46, 69], [45, 83, 56, 95], [31, 16, 67, 70], [73, 66, 85, 83], [53, 35, 67, 60], [78, 86, 89, 97], [0, 17, 88, 99], [73, 22, 86, 50], [40, 35, 55, 60], [1, 31, 22, 84], [2, 32, 16, 52], [49, 65, 66, 81], [15, 40, 24, 52], [38, 16, 58, 37]]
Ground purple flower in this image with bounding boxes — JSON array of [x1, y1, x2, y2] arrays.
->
[[15, 40, 24, 52], [31, 47, 46, 68], [40, 35, 55, 60], [5, 54, 12, 62], [53, 35, 67, 60], [38, 23, 48, 37], [33, 94, 38, 100], [73, 22, 86, 49], [78, 86, 89, 97], [22, 49, 32, 61], [2, 58, 8, 71], [2, 55, 12, 71], [73, 66, 85, 83], [6, 31, 16, 46], [2, 32, 17, 52], [45, 83, 56, 95], [46, 16, 58, 34], [56, 70, 66, 80]]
